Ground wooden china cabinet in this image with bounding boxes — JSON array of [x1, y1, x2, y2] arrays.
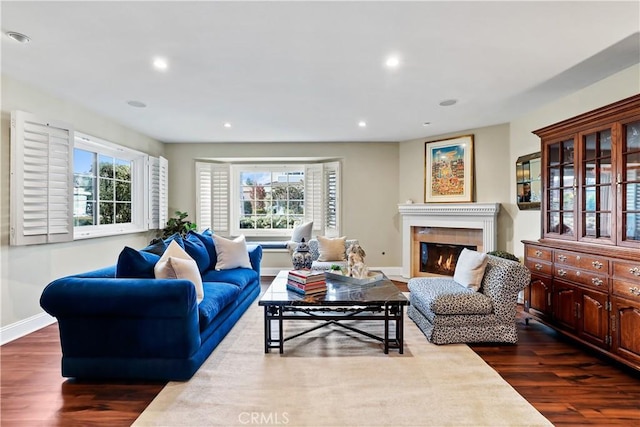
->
[[523, 94, 640, 371]]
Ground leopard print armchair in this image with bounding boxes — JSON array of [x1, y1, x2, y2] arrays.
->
[[407, 254, 530, 344]]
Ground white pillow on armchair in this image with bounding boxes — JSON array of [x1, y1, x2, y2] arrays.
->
[[453, 248, 488, 292]]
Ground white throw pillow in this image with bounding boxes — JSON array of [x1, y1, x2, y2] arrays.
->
[[453, 248, 488, 292], [291, 221, 313, 243], [212, 234, 252, 270], [317, 236, 347, 262], [154, 240, 204, 303]]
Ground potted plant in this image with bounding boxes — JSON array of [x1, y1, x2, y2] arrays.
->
[[155, 211, 197, 241]]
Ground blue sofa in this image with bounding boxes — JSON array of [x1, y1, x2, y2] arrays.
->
[[40, 231, 262, 381]]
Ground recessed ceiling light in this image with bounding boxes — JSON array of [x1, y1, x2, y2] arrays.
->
[[127, 100, 147, 108], [6, 31, 31, 43], [385, 56, 400, 68], [223, 122, 232, 128], [439, 99, 457, 107], [358, 121, 367, 128], [423, 122, 431, 127], [153, 57, 168, 71]]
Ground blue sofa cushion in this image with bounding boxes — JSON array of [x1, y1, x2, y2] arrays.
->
[[184, 232, 211, 273], [115, 247, 160, 279], [198, 282, 240, 331], [201, 268, 258, 291], [189, 230, 217, 270]]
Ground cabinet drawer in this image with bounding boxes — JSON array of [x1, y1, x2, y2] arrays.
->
[[525, 259, 552, 275], [612, 279, 640, 302], [554, 266, 608, 291], [525, 246, 552, 262], [555, 250, 608, 273], [613, 260, 640, 282]]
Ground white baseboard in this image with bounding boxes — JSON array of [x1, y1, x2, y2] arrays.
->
[[1, 312, 56, 346], [261, 266, 403, 277]]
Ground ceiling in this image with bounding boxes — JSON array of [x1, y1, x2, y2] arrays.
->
[[2, 1, 639, 143]]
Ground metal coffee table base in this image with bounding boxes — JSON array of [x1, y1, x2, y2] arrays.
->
[[263, 303, 405, 354]]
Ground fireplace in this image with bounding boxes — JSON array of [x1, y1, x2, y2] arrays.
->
[[420, 242, 477, 275], [398, 203, 500, 278]]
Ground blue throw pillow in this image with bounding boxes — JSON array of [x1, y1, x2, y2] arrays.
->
[[184, 232, 211, 273], [141, 239, 167, 256], [188, 230, 217, 270], [115, 246, 160, 278], [163, 233, 185, 248]]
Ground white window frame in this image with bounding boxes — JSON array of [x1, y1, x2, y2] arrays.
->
[[196, 160, 341, 239], [72, 132, 149, 239], [230, 164, 306, 238]]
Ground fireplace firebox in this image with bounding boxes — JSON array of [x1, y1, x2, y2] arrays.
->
[[420, 242, 477, 276]]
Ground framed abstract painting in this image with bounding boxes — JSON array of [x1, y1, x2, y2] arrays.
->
[[424, 134, 474, 203]]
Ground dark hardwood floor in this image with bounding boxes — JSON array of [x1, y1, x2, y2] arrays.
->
[[1, 279, 639, 426]]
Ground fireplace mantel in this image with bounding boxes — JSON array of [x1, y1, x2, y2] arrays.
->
[[398, 203, 500, 278]]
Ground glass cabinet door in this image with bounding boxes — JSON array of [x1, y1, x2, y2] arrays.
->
[[621, 118, 640, 245], [546, 138, 575, 237], [580, 127, 614, 242]]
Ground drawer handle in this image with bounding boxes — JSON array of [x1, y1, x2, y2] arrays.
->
[[558, 269, 567, 277], [534, 263, 543, 271], [591, 277, 603, 287], [629, 267, 640, 277], [630, 287, 640, 296], [535, 250, 542, 257], [592, 261, 603, 270], [558, 255, 567, 262]]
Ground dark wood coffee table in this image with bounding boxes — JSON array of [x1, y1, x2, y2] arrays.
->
[[258, 271, 409, 354]]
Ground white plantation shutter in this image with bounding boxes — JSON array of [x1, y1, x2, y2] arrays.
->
[[304, 164, 323, 233], [195, 162, 212, 231], [10, 111, 74, 245], [196, 162, 229, 233], [158, 156, 168, 229], [324, 161, 341, 237], [148, 155, 169, 230]]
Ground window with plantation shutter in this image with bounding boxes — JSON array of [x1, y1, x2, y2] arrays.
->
[[196, 160, 340, 238], [196, 162, 230, 232], [10, 111, 74, 245], [11, 110, 167, 244]]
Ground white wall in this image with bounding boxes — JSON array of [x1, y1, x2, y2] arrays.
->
[[398, 124, 513, 251], [163, 141, 400, 270], [0, 75, 165, 330], [509, 64, 640, 258]]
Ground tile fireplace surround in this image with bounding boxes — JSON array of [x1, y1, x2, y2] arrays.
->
[[398, 203, 500, 278]]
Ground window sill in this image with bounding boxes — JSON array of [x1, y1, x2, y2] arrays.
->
[[74, 226, 147, 240]]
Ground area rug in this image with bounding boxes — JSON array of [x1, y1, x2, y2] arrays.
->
[[133, 302, 552, 427]]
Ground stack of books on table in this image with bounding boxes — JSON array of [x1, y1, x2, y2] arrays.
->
[[287, 270, 326, 295]]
